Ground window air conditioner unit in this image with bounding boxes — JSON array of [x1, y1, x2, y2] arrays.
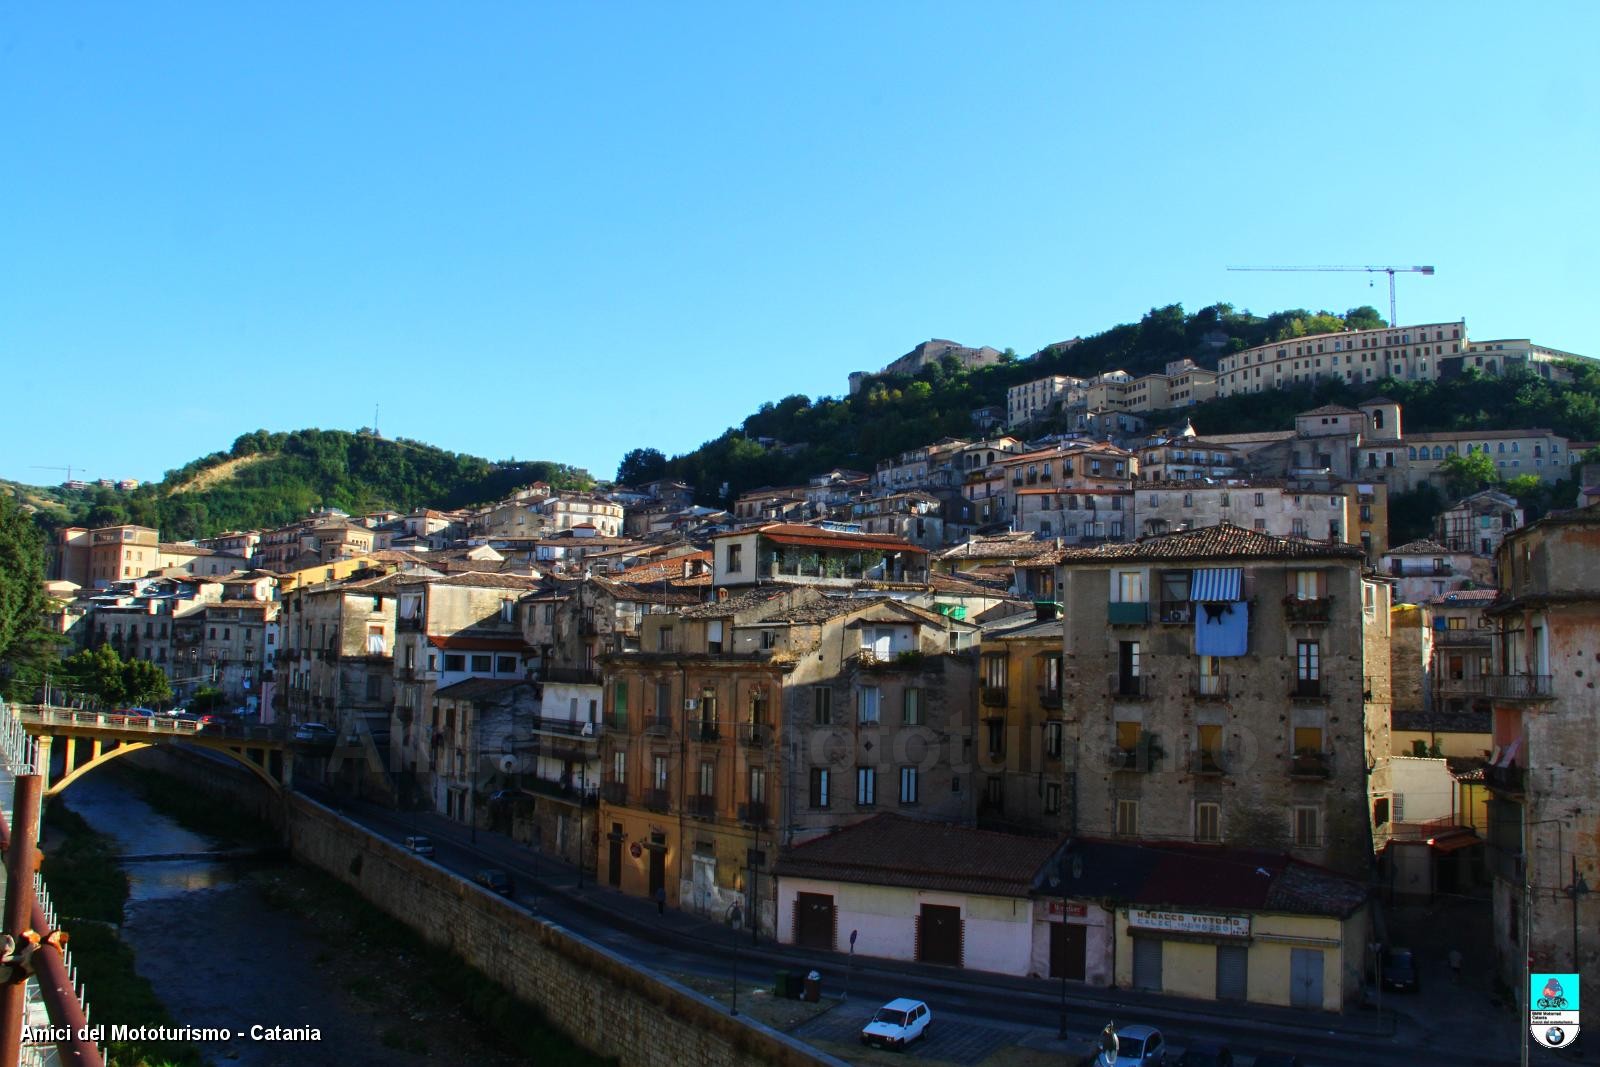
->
[[684, 698, 699, 711]]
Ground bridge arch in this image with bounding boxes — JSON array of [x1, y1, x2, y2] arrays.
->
[[47, 739, 283, 797]]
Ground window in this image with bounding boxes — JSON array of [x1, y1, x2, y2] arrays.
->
[[856, 767, 877, 806], [899, 767, 919, 805], [903, 687, 922, 725], [500, 598, 515, 623], [497, 655, 517, 674], [1297, 641, 1320, 681], [443, 654, 466, 672], [614, 681, 629, 725], [652, 755, 669, 790], [1197, 723, 1223, 770], [983, 654, 1008, 688], [857, 686, 880, 724], [698, 760, 715, 798], [809, 768, 830, 808], [1116, 799, 1139, 836], [1254, 492, 1265, 507], [1115, 571, 1145, 602], [1116, 719, 1141, 753], [813, 686, 833, 725], [748, 766, 767, 807], [365, 674, 383, 702], [1044, 783, 1061, 814], [1045, 721, 1064, 759], [986, 719, 1005, 757], [726, 543, 743, 573], [748, 686, 768, 724], [655, 681, 671, 723], [1293, 806, 1321, 847], [1196, 802, 1221, 843]]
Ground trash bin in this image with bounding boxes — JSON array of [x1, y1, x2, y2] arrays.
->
[[773, 971, 792, 998], [801, 969, 822, 1003]]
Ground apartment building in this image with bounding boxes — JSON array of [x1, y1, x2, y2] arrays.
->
[[1134, 481, 1388, 559], [975, 602, 1070, 834], [851, 490, 944, 547], [1007, 375, 1080, 428], [710, 524, 929, 588], [1436, 489, 1523, 558], [1216, 321, 1467, 397], [1054, 525, 1388, 879], [1483, 506, 1600, 1014], [1380, 540, 1475, 605], [55, 524, 162, 588], [596, 586, 975, 934]]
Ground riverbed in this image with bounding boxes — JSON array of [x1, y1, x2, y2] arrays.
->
[[59, 773, 543, 1067]]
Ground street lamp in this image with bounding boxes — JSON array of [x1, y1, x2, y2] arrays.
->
[[727, 902, 743, 1016]]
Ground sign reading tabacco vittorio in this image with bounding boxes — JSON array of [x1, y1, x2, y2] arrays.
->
[[1126, 908, 1250, 938]]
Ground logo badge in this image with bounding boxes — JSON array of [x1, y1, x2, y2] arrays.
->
[[1531, 972, 1580, 1049]]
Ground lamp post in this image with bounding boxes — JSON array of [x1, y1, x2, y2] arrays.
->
[[728, 902, 743, 1016]]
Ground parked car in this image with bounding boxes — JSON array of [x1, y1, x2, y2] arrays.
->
[[1175, 1042, 1233, 1067], [1381, 948, 1420, 992], [1098, 1024, 1167, 1067], [474, 868, 515, 895], [404, 836, 435, 856], [860, 998, 931, 1049], [120, 707, 156, 718], [193, 713, 222, 730], [1250, 1055, 1302, 1067], [294, 722, 335, 742]]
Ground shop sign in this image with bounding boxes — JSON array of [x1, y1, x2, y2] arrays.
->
[[1127, 908, 1249, 938], [1048, 901, 1088, 918]]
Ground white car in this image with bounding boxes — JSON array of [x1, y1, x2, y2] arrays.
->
[[293, 722, 335, 742], [860, 997, 931, 1050], [1097, 1024, 1167, 1067]]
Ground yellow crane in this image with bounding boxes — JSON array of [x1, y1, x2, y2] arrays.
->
[[1226, 264, 1435, 327]]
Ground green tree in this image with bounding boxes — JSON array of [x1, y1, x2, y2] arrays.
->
[[0, 495, 57, 698], [62, 645, 172, 708], [1344, 305, 1387, 330], [1438, 451, 1499, 497], [615, 447, 668, 485]]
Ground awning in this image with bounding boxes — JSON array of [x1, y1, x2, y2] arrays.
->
[[1191, 567, 1243, 602], [1428, 831, 1483, 854]]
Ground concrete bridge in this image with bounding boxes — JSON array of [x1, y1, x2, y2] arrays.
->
[[10, 705, 301, 795]]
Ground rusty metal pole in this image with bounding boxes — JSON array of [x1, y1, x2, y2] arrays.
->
[[0, 773, 44, 1064]]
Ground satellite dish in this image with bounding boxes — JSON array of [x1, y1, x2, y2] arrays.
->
[[499, 755, 518, 774]]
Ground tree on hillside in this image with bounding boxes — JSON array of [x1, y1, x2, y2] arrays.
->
[[0, 495, 60, 698], [616, 448, 668, 486], [1439, 451, 1500, 498], [1344, 306, 1386, 330]]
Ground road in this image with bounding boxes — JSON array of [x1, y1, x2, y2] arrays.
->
[[294, 784, 1531, 1067]]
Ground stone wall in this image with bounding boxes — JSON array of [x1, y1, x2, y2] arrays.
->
[[127, 749, 836, 1067]]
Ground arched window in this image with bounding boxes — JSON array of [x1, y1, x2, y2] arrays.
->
[[1432, 446, 1444, 460], [1408, 447, 1417, 460], [1373, 409, 1385, 429]]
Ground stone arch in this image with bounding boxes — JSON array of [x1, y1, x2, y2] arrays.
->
[[47, 738, 281, 796]]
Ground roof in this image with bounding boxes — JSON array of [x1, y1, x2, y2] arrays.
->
[[1192, 431, 1297, 446], [1045, 838, 1367, 918], [772, 814, 1066, 897], [433, 678, 531, 701], [935, 536, 1055, 562], [1056, 524, 1365, 564], [677, 587, 793, 619], [1386, 539, 1453, 555], [756, 596, 891, 626], [1427, 588, 1499, 605], [426, 635, 532, 652], [431, 572, 544, 591], [721, 524, 927, 556], [1298, 404, 1362, 417]]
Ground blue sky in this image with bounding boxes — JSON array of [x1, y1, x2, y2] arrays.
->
[[4, 3, 1597, 487]]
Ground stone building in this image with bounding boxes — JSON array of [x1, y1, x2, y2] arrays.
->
[[596, 586, 976, 936], [1483, 505, 1600, 1014], [975, 601, 1069, 835], [1053, 525, 1388, 879]]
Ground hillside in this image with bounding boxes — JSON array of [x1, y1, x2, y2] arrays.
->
[[639, 303, 1600, 505], [24, 429, 590, 541]]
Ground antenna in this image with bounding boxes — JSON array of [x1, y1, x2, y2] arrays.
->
[[373, 403, 380, 439]]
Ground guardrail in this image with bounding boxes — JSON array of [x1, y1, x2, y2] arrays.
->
[[14, 705, 287, 742]]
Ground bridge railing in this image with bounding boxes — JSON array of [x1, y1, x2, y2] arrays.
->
[[14, 705, 289, 743]]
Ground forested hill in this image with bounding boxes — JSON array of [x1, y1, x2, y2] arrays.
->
[[16, 429, 590, 540], [622, 302, 1600, 504]]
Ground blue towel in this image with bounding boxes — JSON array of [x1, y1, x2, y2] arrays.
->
[[1195, 601, 1249, 657]]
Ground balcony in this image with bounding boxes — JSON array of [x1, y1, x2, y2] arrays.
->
[[600, 781, 628, 805], [1110, 674, 1150, 700], [1037, 686, 1063, 710], [738, 722, 773, 748], [1290, 678, 1325, 702], [642, 788, 671, 813], [398, 615, 424, 632], [643, 715, 674, 737], [1108, 602, 1149, 626], [1191, 674, 1229, 700], [1156, 601, 1194, 625], [686, 794, 718, 819], [1111, 741, 1163, 773], [529, 716, 602, 740], [1290, 751, 1333, 779], [1192, 751, 1228, 776], [980, 685, 1009, 709], [544, 666, 601, 686], [1434, 628, 1491, 649], [1283, 597, 1331, 624], [691, 720, 723, 743], [738, 800, 770, 826], [1483, 674, 1554, 701], [1484, 764, 1526, 793]]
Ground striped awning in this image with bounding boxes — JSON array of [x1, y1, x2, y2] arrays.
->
[[1190, 567, 1243, 602]]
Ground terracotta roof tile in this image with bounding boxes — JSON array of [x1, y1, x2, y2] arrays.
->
[[773, 814, 1065, 897], [1057, 523, 1364, 564]]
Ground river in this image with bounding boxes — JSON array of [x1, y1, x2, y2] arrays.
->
[[58, 772, 533, 1067]]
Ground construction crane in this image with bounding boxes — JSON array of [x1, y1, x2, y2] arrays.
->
[[1225, 265, 1435, 328], [30, 464, 85, 485]]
